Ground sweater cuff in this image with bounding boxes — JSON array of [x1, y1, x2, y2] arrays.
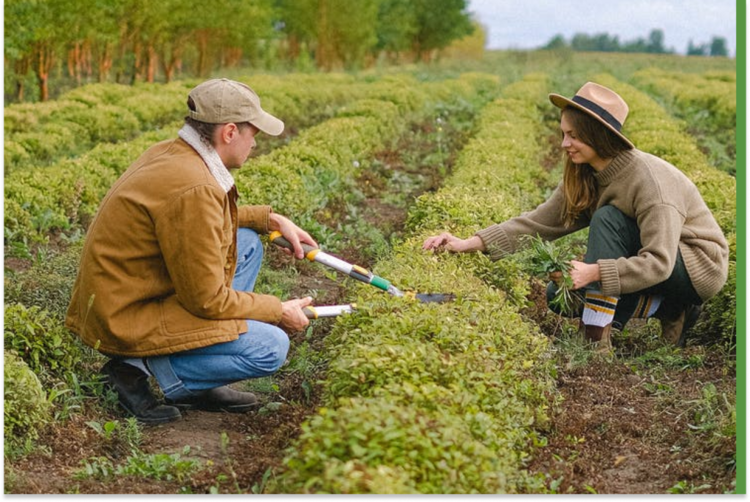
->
[[238, 205, 272, 233], [475, 225, 513, 261], [597, 259, 621, 297]]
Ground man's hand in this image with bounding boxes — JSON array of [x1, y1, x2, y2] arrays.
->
[[279, 296, 313, 331], [269, 213, 317, 259], [422, 232, 485, 253]]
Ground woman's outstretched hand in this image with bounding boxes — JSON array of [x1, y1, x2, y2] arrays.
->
[[422, 233, 485, 253]]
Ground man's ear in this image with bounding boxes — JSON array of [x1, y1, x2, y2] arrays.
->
[[218, 123, 238, 144]]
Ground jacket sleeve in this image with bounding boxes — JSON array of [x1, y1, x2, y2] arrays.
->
[[238, 205, 272, 233], [154, 185, 283, 323], [475, 184, 587, 261], [598, 202, 684, 297]]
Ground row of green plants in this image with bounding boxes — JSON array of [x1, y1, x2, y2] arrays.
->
[[234, 72, 501, 239], [4, 73, 491, 256], [271, 75, 560, 493], [631, 68, 736, 175], [595, 73, 737, 346], [3, 72, 384, 173], [4, 72, 501, 463]]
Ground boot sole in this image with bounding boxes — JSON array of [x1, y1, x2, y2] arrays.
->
[[118, 401, 182, 424], [169, 402, 261, 413]]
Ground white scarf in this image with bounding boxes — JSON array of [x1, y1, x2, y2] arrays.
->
[[178, 124, 235, 193]]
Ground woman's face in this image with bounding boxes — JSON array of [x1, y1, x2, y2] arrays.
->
[[560, 112, 608, 171]]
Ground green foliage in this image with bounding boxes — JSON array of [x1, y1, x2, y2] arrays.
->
[[275, 74, 559, 493], [4, 350, 52, 456], [4, 303, 85, 384], [518, 235, 578, 316], [76, 447, 199, 482], [5, 242, 83, 318]]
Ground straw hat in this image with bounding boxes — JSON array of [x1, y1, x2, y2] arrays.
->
[[188, 78, 284, 136], [549, 82, 633, 148]]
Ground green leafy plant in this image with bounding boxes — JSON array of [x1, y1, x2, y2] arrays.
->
[[522, 235, 579, 317], [4, 350, 51, 458]]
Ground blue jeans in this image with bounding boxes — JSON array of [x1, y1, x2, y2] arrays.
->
[[148, 228, 289, 400]]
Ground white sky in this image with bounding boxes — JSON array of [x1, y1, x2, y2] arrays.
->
[[467, 0, 738, 56]]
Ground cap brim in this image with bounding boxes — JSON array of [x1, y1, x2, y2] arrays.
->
[[251, 112, 284, 136], [548, 93, 634, 148]]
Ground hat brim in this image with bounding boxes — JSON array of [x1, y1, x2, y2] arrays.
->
[[251, 111, 285, 137], [549, 93, 634, 149]]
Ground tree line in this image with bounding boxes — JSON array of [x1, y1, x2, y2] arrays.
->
[[4, 0, 475, 103], [543, 29, 730, 57]]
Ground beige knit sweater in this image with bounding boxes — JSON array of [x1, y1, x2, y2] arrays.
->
[[475, 149, 729, 301]]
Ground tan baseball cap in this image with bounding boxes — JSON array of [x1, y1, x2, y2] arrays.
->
[[188, 78, 284, 136]]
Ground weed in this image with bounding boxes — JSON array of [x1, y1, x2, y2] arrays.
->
[[520, 235, 580, 317], [668, 480, 712, 494]]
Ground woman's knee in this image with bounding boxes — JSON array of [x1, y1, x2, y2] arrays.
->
[[590, 205, 629, 232]]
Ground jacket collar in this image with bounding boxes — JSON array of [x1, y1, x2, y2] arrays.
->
[[178, 124, 235, 193]]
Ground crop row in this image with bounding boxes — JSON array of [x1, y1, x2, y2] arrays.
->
[[595, 74, 736, 342], [4, 73, 498, 254], [272, 75, 559, 494], [631, 68, 735, 132], [5, 72, 405, 173]]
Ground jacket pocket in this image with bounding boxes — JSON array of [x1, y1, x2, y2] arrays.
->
[[159, 295, 219, 336]]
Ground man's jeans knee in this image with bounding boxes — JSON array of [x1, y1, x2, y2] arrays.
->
[[149, 321, 290, 401]]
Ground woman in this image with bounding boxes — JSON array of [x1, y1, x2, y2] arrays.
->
[[423, 82, 728, 349]]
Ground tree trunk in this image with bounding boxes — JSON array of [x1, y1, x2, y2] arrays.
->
[[146, 44, 157, 82], [34, 42, 54, 101], [97, 43, 113, 82], [196, 30, 211, 76]]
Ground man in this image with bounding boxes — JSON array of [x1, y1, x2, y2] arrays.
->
[[66, 78, 315, 423]]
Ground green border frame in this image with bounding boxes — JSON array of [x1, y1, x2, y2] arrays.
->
[[737, 0, 746, 494]]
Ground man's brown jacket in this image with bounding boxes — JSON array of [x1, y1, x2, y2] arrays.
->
[[66, 138, 282, 357]]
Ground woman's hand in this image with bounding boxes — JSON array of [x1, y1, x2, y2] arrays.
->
[[422, 233, 485, 253], [279, 296, 313, 331], [269, 213, 318, 260], [569, 260, 600, 290]]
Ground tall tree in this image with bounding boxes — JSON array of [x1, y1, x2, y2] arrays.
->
[[411, 0, 473, 61], [375, 0, 417, 61], [709, 36, 729, 57]]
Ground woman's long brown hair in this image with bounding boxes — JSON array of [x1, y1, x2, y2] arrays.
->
[[561, 107, 633, 227]]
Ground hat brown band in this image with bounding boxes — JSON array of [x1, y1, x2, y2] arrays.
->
[[572, 95, 623, 132]]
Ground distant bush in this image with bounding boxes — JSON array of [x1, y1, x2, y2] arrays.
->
[[4, 350, 51, 455], [4, 303, 86, 384]]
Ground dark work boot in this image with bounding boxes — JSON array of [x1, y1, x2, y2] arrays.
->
[[166, 386, 260, 413], [655, 303, 702, 347], [578, 321, 613, 352], [101, 359, 181, 424]]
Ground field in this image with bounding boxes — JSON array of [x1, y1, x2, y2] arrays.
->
[[3, 50, 739, 494]]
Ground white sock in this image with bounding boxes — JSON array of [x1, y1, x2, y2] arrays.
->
[[636, 294, 663, 318], [581, 290, 619, 327], [123, 358, 151, 376]]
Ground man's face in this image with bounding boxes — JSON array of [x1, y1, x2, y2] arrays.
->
[[224, 123, 260, 169]]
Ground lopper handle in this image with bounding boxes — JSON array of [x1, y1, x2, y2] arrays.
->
[[303, 304, 356, 319], [269, 231, 318, 260]]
